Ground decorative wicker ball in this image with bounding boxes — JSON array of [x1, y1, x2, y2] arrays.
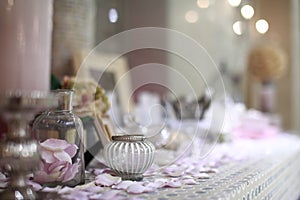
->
[[247, 44, 287, 82]]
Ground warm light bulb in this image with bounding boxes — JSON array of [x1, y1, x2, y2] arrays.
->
[[233, 21, 243, 35], [227, 0, 241, 7], [256, 19, 269, 34], [197, 0, 210, 8], [185, 10, 199, 23], [241, 5, 254, 20]]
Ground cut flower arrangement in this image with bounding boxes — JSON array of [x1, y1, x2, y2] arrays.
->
[[62, 76, 110, 118]]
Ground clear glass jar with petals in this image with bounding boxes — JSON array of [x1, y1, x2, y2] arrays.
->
[[32, 89, 85, 187]]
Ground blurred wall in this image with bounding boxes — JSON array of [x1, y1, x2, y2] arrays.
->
[[251, 0, 292, 130], [166, 1, 243, 98]]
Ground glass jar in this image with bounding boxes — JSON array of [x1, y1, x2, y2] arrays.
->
[[104, 135, 155, 181], [32, 89, 85, 187]]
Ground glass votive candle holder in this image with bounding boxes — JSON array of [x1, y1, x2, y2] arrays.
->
[[104, 135, 155, 181]]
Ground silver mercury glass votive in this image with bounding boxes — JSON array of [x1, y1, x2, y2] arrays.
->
[[0, 91, 57, 200], [104, 135, 155, 181]]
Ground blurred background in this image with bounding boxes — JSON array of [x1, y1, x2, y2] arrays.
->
[[49, 0, 299, 132]]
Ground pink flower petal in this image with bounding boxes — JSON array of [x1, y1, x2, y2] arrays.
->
[[62, 190, 89, 200], [193, 173, 210, 179], [199, 167, 218, 173], [165, 170, 184, 177], [54, 151, 72, 163], [126, 183, 146, 194], [89, 193, 103, 200], [83, 186, 104, 193], [34, 170, 58, 183], [163, 180, 182, 188], [145, 181, 165, 190], [92, 168, 115, 176], [58, 186, 74, 194], [40, 147, 57, 163], [26, 180, 42, 191], [98, 190, 120, 199], [42, 186, 62, 193], [40, 138, 69, 151], [112, 180, 135, 190], [181, 178, 197, 185], [95, 173, 121, 187], [47, 161, 67, 173], [163, 165, 185, 177], [143, 182, 163, 192], [65, 144, 78, 158], [62, 162, 79, 183]]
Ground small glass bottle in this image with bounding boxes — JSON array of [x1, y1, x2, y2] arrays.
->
[[32, 89, 85, 187], [104, 135, 155, 181]]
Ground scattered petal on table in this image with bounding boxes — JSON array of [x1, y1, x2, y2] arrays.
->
[[113, 180, 135, 190], [89, 193, 103, 200], [163, 180, 182, 188], [95, 173, 122, 187], [146, 181, 164, 189], [92, 168, 113, 176], [154, 178, 168, 183], [82, 185, 104, 193], [57, 186, 74, 194], [185, 166, 195, 174], [193, 173, 210, 179], [98, 190, 120, 199], [163, 165, 185, 177], [62, 190, 89, 200], [126, 198, 146, 200], [181, 175, 193, 180], [165, 170, 185, 177], [199, 167, 218, 173], [143, 181, 164, 192], [126, 182, 146, 194], [181, 178, 197, 185]]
